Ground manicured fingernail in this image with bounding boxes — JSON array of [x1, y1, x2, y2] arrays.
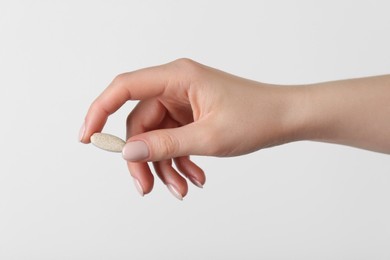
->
[[133, 178, 144, 196], [79, 122, 85, 142], [189, 177, 203, 188], [122, 141, 149, 161], [167, 184, 183, 200]]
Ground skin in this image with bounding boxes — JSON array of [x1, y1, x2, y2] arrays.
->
[[80, 58, 390, 198]]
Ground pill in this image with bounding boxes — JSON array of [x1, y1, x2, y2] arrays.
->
[[90, 133, 126, 153]]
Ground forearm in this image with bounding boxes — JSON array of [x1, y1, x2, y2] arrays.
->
[[291, 75, 390, 153]]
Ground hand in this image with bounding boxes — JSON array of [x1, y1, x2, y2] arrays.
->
[[80, 58, 390, 199], [79, 59, 297, 199]]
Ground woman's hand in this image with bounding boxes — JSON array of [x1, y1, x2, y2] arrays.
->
[[79, 59, 298, 199], [80, 58, 390, 199]]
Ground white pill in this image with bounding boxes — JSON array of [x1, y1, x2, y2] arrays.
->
[[90, 133, 126, 153]]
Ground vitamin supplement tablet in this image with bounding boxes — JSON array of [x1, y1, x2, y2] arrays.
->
[[90, 133, 126, 153]]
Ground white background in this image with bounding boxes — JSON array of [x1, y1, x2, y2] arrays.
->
[[1, 1, 390, 259]]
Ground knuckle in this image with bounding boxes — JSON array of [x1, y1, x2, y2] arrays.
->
[[154, 131, 180, 158], [89, 99, 105, 116], [112, 73, 128, 86], [173, 57, 196, 66], [171, 58, 201, 76]]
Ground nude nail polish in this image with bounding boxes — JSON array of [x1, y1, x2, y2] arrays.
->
[[167, 184, 183, 200], [189, 177, 203, 188], [79, 122, 85, 142], [133, 178, 144, 196], [122, 141, 149, 161]]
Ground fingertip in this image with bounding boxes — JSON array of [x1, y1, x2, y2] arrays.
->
[[143, 181, 154, 195], [189, 177, 204, 189], [174, 157, 206, 188], [78, 122, 88, 143], [81, 100, 110, 144], [153, 160, 188, 199], [122, 140, 150, 162], [79, 126, 93, 144], [127, 161, 154, 195], [167, 184, 184, 200]]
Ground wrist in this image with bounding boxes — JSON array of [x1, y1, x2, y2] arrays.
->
[[279, 84, 321, 144], [284, 83, 341, 144], [250, 83, 315, 147], [286, 77, 390, 153]]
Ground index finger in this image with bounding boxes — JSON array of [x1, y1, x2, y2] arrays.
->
[[80, 64, 170, 143]]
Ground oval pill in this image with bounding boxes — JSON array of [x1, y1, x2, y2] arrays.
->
[[90, 133, 126, 153]]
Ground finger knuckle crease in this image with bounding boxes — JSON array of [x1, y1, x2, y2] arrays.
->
[[158, 132, 180, 157]]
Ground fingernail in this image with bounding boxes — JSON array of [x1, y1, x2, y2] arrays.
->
[[189, 177, 203, 188], [79, 122, 85, 142], [167, 184, 183, 200], [122, 141, 149, 161], [133, 178, 144, 196]]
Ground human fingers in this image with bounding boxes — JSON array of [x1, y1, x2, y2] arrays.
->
[[126, 99, 205, 198], [125, 99, 166, 195], [153, 160, 188, 200], [126, 162, 153, 196], [80, 59, 194, 143], [122, 119, 213, 162], [174, 157, 205, 188]]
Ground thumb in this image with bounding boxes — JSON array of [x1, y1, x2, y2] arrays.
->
[[122, 122, 211, 162]]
